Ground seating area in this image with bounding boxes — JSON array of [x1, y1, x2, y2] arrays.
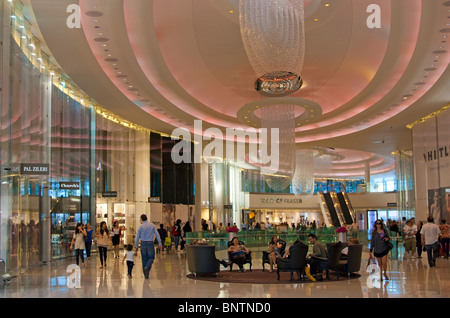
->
[[186, 240, 363, 282]]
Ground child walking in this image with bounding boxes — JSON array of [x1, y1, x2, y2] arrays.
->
[[122, 244, 135, 279]]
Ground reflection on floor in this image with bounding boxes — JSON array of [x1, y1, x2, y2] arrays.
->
[[1, 249, 449, 298]]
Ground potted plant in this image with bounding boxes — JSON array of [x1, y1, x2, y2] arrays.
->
[[227, 225, 239, 241], [336, 226, 348, 243]]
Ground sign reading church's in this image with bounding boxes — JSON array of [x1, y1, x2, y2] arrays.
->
[[60, 182, 80, 190], [20, 163, 49, 175]]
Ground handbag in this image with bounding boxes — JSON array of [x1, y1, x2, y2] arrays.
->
[[387, 241, 393, 250]]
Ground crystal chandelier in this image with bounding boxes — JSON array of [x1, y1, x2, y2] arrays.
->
[[292, 149, 315, 197], [239, 0, 306, 190], [261, 104, 296, 191], [240, 0, 305, 97]]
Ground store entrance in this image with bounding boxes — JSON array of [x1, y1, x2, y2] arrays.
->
[[0, 169, 50, 274]]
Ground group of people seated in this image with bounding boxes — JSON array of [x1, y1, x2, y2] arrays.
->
[[266, 234, 360, 280], [191, 235, 360, 279]]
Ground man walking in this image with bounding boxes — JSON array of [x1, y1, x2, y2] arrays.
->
[[135, 214, 162, 279], [421, 216, 441, 267]]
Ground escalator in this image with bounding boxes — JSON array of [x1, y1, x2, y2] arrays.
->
[[320, 192, 341, 227], [336, 192, 355, 225]]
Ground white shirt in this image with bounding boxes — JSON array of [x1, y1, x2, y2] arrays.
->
[[403, 224, 417, 239], [125, 251, 134, 263], [420, 222, 441, 245]]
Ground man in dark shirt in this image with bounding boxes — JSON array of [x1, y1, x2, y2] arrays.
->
[[307, 234, 328, 279], [157, 224, 168, 253]]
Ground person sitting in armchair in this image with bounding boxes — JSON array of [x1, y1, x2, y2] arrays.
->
[[228, 237, 250, 272]]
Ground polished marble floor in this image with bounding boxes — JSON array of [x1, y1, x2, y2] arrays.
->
[[1, 248, 449, 298]]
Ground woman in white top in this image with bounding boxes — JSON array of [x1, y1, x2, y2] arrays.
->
[[96, 221, 111, 269], [111, 221, 121, 258], [70, 223, 87, 267]]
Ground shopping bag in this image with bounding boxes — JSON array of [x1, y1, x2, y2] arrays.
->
[[164, 237, 171, 246], [366, 254, 376, 269], [439, 245, 445, 257]]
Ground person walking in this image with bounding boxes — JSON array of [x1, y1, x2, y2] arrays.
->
[[403, 218, 417, 258], [85, 223, 94, 258], [96, 221, 111, 269], [172, 219, 182, 252], [122, 244, 135, 279], [70, 223, 87, 267], [439, 219, 450, 259], [157, 224, 168, 254], [370, 219, 391, 281], [421, 216, 441, 267], [416, 221, 423, 259], [135, 214, 162, 279], [111, 221, 121, 258]]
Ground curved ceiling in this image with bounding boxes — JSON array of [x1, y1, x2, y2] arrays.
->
[[28, 0, 450, 176]]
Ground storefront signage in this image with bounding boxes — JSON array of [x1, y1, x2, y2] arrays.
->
[[259, 197, 302, 204], [20, 163, 49, 175], [148, 197, 160, 203], [387, 202, 397, 207], [102, 191, 117, 198], [224, 204, 233, 209], [59, 182, 80, 190]]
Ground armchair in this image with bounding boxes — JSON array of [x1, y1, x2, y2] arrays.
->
[[186, 245, 220, 277], [338, 244, 363, 277], [276, 241, 309, 281], [311, 242, 344, 280], [227, 240, 252, 272], [262, 240, 286, 272]]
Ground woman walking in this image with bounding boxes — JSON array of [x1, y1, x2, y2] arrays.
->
[[96, 221, 111, 269], [370, 219, 391, 281], [85, 223, 94, 258], [112, 221, 121, 258], [70, 223, 87, 267], [416, 221, 423, 259]]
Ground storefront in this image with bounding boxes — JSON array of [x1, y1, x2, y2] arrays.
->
[[243, 193, 325, 228]]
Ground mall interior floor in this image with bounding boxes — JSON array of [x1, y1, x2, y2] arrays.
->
[[0, 248, 449, 298]]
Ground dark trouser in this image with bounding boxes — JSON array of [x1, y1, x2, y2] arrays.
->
[[441, 238, 450, 258], [306, 258, 320, 275], [127, 261, 134, 276], [140, 241, 155, 272], [98, 246, 108, 266], [424, 242, 439, 266], [174, 236, 180, 250], [416, 241, 422, 258], [75, 249, 84, 265], [232, 255, 246, 269], [85, 241, 92, 257]]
